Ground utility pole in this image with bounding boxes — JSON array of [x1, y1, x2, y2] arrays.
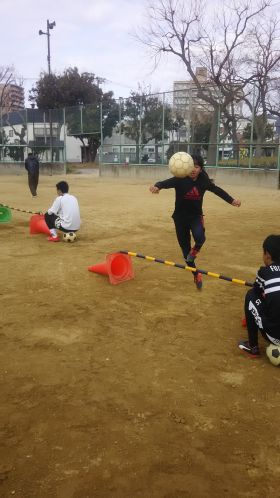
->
[[39, 20, 56, 75], [39, 20, 56, 168]]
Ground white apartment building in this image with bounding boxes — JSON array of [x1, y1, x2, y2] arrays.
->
[[173, 67, 243, 121]]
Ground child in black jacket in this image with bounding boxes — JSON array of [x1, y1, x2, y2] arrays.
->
[[239, 234, 280, 357], [149, 154, 241, 289]]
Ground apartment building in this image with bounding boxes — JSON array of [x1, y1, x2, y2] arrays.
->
[[0, 83, 25, 114], [173, 67, 243, 117], [173, 67, 244, 144], [173, 68, 212, 115]]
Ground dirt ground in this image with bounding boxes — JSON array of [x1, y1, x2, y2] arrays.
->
[[1, 172, 280, 498]]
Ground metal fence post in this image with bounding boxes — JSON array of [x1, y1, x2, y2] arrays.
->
[[139, 95, 142, 165], [249, 84, 256, 169], [25, 108, 29, 157], [80, 105, 83, 135], [50, 109, 53, 170], [215, 98, 221, 167], [119, 98, 122, 164], [162, 92, 165, 164], [63, 107, 67, 165], [0, 106, 3, 160], [100, 100, 103, 164], [277, 133, 280, 171], [188, 88, 193, 153]]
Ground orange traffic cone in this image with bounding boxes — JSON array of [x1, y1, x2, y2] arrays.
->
[[88, 252, 134, 285], [30, 214, 51, 236], [241, 317, 247, 328]]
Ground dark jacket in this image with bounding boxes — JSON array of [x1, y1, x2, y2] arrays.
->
[[25, 155, 39, 175], [254, 263, 280, 337], [154, 170, 234, 219]]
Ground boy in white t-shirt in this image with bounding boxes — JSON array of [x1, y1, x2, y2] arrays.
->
[[44, 181, 81, 242]]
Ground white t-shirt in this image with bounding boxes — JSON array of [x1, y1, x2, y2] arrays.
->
[[48, 193, 81, 230]]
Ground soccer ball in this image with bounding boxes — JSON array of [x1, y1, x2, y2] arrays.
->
[[266, 343, 280, 366], [63, 232, 77, 243], [169, 152, 194, 178]]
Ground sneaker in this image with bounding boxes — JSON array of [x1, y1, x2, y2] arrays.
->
[[238, 340, 260, 358], [194, 272, 203, 290], [47, 236, 60, 242]]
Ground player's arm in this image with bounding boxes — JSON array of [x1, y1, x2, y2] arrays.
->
[[47, 197, 61, 215], [207, 179, 241, 207], [149, 177, 177, 194], [254, 267, 266, 297]]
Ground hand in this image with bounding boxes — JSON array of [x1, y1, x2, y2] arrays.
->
[[232, 199, 241, 207], [149, 185, 160, 194]]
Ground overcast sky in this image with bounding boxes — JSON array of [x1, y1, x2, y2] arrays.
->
[[0, 0, 189, 105]]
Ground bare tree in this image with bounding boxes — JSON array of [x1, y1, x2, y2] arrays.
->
[[138, 0, 271, 164], [241, 18, 280, 157]]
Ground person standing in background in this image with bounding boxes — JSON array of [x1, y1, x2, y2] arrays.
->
[[25, 152, 39, 197]]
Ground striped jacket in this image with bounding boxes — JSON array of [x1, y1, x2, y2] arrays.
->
[[255, 264, 280, 337]]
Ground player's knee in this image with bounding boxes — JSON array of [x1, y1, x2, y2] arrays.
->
[[197, 234, 206, 247], [245, 288, 256, 304]]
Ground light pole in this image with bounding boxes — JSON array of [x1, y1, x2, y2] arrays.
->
[[39, 20, 56, 167], [31, 103, 35, 153], [39, 20, 56, 75]]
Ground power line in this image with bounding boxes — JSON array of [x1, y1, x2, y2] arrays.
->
[[21, 75, 134, 90]]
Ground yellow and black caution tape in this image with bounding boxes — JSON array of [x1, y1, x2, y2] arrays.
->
[[119, 250, 254, 287], [0, 203, 41, 215]]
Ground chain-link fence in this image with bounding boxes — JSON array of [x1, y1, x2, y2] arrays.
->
[[1, 89, 280, 168]]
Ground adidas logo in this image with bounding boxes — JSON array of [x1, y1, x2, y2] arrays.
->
[[184, 187, 201, 200]]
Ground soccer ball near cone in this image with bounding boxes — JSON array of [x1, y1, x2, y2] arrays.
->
[[63, 232, 77, 243]]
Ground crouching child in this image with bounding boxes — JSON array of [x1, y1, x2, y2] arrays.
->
[[239, 235, 280, 357], [44, 181, 81, 242]]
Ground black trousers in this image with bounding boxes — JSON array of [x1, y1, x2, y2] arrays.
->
[[28, 172, 39, 196], [173, 215, 206, 260], [44, 213, 76, 233], [244, 288, 280, 347]]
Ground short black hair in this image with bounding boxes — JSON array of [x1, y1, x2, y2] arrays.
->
[[56, 181, 69, 193], [191, 154, 204, 169], [263, 235, 280, 262]]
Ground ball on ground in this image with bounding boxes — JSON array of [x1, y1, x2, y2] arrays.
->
[[169, 152, 194, 178], [63, 232, 77, 243], [266, 343, 280, 366]]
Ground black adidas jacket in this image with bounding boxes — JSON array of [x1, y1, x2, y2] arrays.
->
[[154, 170, 234, 218], [255, 264, 280, 338]]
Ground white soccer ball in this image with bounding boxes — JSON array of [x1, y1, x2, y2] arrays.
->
[[169, 152, 195, 178], [266, 343, 280, 366], [63, 232, 77, 243]]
